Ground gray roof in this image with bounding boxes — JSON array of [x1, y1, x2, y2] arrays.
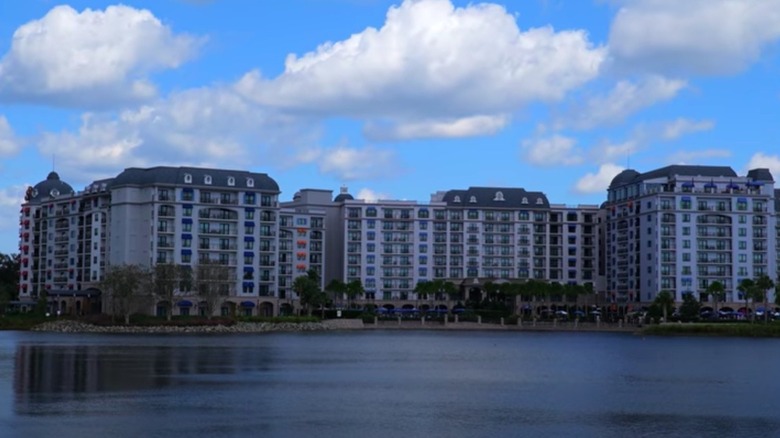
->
[[109, 166, 279, 192], [746, 168, 774, 182], [609, 165, 737, 189], [28, 172, 75, 202], [441, 187, 550, 209], [775, 189, 780, 213], [334, 193, 354, 202]]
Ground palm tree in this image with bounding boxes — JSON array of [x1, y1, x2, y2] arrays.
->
[[345, 279, 365, 309], [737, 278, 756, 322], [705, 281, 726, 316], [325, 279, 347, 308], [654, 290, 675, 322], [755, 275, 775, 323]]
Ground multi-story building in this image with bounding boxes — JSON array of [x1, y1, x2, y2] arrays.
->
[[17, 163, 777, 317], [19, 167, 284, 316], [605, 165, 777, 312]]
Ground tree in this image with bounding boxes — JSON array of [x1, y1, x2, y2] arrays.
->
[[195, 260, 233, 318], [653, 290, 675, 322], [325, 279, 347, 307], [345, 279, 365, 309], [755, 275, 775, 323], [705, 281, 726, 316], [737, 278, 756, 322], [153, 263, 186, 321], [101, 264, 153, 324], [679, 292, 701, 321], [0, 253, 20, 313], [294, 274, 323, 317]]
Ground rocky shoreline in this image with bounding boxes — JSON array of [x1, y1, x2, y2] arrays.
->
[[31, 319, 336, 334]]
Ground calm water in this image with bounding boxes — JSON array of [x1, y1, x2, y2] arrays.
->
[[1, 330, 779, 438]]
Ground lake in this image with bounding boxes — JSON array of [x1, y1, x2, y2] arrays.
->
[[1, 330, 779, 437]]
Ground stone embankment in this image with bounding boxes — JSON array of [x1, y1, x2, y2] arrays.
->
[[31, 319, 358, 334]]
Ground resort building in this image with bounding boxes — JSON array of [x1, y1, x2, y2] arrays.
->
[[16, 163, 778, 317], [605, 165, 778, 311]]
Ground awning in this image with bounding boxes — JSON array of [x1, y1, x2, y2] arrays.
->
[[177, 300, 193, 307], [244, 251, 254, 257], [682, 182, 694, 187], [182, 218, 193, 224], [244, 221, 254, 227], [181, 249, 192, 255], [243, 266, 254, 272], [240, 301, 256, 308], [681, 196, 691, 201], [244, 207, 254, 212], [181, 233, 192, 240], [244, 236, 255, 242]]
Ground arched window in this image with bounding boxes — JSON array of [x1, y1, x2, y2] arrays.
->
[[454, 196, 461, 203], [494, 191, 504, 201], [204, 175, 212, 185], [535, 198, 543, 205], [521, 197, 528, 204], [184, 173, 192, 184], [246, 178, 254, 188], [469, 196, 477, 203], [227, 176, 235, 186]]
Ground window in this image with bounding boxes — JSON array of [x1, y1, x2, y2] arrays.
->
[[494, 191, 504, 201], [454, 196, 461, 203], [469, 196, 477, 203], [246, 178, 254, 187], [204, 175, 212, 185], [521, 197, 528, 204], [535, 198, 543, 205], [184, 173, 192, 183], [227, 177, 235, 186]]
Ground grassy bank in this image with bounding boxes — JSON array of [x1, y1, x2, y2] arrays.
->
[[0, 314, 321, 331], [642, 322, 780, 337]]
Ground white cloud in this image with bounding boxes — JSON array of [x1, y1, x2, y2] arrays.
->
[[0, 5, 201, 107], [355, 188, 392, 202], [521, 134, 583, 166], [0, 116, 20, 156], [0, 184, 27, 234], [609, 0, 780, 75], [236, 0, 605, 121], [746, 152, 780, 179], [558, 75, 686, 130], [589, 139, 640, 164], [667, 148, 731, 164], [316, 146, 400, 180], [661, 118, 715, 140], [574, 163, 625, 194], [364, 115, 508, 141]]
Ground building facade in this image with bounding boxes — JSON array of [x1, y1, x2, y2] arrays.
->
[[605, 165, 778, 310], [17, 164, 778, 316]]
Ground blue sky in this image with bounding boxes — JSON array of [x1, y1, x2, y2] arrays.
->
[[1, 0, 780, 254]]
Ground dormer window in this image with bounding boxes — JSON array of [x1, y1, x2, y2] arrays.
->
[[227, 176, 235, 187], [454, 196, 461, 203], [494, 191, 505, 201], [184, 173, 192, 184], [535, 198, 543, 205], [246, 178, 254, 188], [469, 196, 477, 203], [521, 197, 528, 204], [204, 175, 212, 185]]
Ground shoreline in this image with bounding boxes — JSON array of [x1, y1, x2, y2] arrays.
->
[[29, 318, 641, 335]]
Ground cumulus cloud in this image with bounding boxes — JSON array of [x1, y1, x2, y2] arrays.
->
[[609, 0, 780, 75], [364, 115, 508, 141], [521, 134, 583, 166], [315, 146, 400, 180], [745, 152, 780, 179], [589, 139, 640, 164], [0, 116, 20, 156], [574, 163, 625, 194], [355, 188, 392, 202], [558, 75, 686, 130], [0, 5, 201, 107], [0, 184, 27, 233], [661, 118, 715, 140], [236, 0, 605, 121]]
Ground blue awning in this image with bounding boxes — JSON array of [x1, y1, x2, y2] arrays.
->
[[181, 233, 192, 240], [240, 301, 256, 308], [181, 249, 192, 255], [681, 196, 691, 201], [182, 218, 193, 224], [243, 266, 254, 272], [244, 207, 254, 212], [244, 251, 254, 257], [244, 221, 254, 227], [177, 300, 193, 307], [682, 182, 694, 187], [182, 188, 193, 193], [182, 204, 193, 209], [737, 197, 747, 202], [244, 236, 254, 242]]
